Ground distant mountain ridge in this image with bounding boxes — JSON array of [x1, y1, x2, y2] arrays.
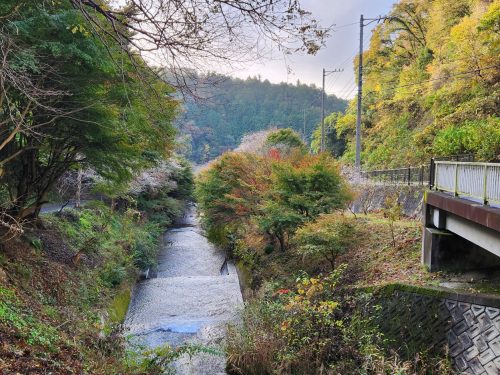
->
[[175, 74, 347, 163]]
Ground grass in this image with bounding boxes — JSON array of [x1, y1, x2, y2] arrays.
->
[[243, 212, 444, 292], [0, 203, 166, 373], [338, 213, 437, 287]]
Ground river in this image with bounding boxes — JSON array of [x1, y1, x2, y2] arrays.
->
[[124, 206, 243, 374]]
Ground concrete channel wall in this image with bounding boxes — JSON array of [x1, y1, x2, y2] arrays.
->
[[372, 285, 500, 374]]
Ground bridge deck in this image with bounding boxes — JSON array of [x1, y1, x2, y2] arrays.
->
[[426, 191, 500, 233]]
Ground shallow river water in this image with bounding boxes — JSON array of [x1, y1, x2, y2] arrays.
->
[[124, 206, 243, 374]]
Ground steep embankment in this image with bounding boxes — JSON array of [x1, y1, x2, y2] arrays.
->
[[0, 204, 162, 373], [323, 0, 499, 167]]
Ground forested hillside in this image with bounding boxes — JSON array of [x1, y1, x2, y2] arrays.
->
[[176, 75, 347, 163], [317, 0, 499, 168]]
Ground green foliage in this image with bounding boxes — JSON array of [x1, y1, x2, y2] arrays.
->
[[226, 267, 349, 374], [227, 274, 454, 374], [264, 128, 306, 154], [135, 158, 194, 227], [172, 158, 195, 201], [196, 151, 351, 255], [310, 112, 346, 157], [138, 195, 183, 227], [100, 263, 128, 288], [433, 117, 500, 161], [196, 152, 270, 240], [0, 1, 177, 218], [329, 0, 500, 167], [0, 286, 60, 352], [294, 214, 357, 269], [132, 225, 162, 270], [177, 75, 347, 163], [271, 154, 352, 220], [46, 204, 161, 277], [383, 194, 403, 248], [259, 202, 304, 252]]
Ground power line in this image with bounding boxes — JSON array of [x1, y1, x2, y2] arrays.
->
[[388, 65, 498, 91], [321, 68, 343, 151], [342, 84, 358, 100], [327, 29, 371, 97], [332, 21, 360, 31]]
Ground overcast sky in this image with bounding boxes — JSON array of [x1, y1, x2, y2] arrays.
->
[[226, 0, 396, 99]]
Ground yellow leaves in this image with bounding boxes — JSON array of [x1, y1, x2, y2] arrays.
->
[[305, 283, 323, 298], [280, 320, 290, 331], [66, 24, 91, 37], [318, 301, 339, 313]]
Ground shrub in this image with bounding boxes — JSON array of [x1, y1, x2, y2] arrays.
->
[[195, 152, 271, 246], [196, 152, 352, 257], [264, 128, 306, 153], [100, 263, 128, 288], [432, 117, 500, 161], [259, 202, 304, 252], [226, 267, 349, 374], [271, 153, 352, 219], [294, 214, 357, 270], [132, 227, 160, 270]]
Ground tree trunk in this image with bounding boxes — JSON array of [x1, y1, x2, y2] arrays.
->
[[75, 168, 82, 208], [277, 233, 285, 252]]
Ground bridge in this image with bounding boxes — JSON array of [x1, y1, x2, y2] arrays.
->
[[422, 161, 500, 271]]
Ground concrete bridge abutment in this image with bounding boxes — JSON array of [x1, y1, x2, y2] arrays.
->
[[422, 192, 500, 272]]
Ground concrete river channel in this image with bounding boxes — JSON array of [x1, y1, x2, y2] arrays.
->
[[124, 206, 243, 374]]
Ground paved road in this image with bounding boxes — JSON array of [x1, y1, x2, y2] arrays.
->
[[40, 200, 88, 214]]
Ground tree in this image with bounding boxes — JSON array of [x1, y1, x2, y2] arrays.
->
[[264, 128, 306, 156], [195, 152, 271, 244], [259, 201, 303, 252], [332, 0, 499, 168], [196, 147, 352, 254], [177, 76, 346, 163], [255, 154, 351, 252], [294, 214, 356, 270], [271, 154, 352, 219], [72, 0, 331, 92], [0, 2, 177, 220], [311, 112, 346, 157]]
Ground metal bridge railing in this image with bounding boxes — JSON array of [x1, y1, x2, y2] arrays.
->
[[434, 161, 500, 205]]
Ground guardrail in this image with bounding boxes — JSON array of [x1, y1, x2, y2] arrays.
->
[[433, 161, 500, 205]]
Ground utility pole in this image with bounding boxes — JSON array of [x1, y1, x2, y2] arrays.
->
[[321, 69, 325, 152], [355, 14, 364, 169], [356, 14, 392, 168], [303, 108, 306, 142], [321, 68, 343, 152]]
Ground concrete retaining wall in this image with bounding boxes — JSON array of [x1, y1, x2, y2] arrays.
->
[[372, 285, 500, 374], [351, 184, 425, 218]]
